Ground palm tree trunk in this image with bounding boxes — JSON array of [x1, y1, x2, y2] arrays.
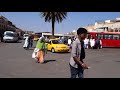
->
[[52, 17, 55, 37]]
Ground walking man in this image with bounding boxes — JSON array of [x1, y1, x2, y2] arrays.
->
[[69, 28, 89, 78]]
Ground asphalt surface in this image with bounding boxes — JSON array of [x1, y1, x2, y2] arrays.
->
[[0, 40, 120, 78]]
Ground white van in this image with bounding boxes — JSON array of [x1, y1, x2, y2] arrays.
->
[[3, 31, 19, 43]]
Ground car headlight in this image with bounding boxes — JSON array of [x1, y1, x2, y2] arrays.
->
[[56, 46, 60, 48]]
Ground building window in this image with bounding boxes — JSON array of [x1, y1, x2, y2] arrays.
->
[[115, 29, 118, 32], [111, 29, 113, 32]]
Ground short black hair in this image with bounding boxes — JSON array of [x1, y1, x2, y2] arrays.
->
[[77, 28, 88, 35]]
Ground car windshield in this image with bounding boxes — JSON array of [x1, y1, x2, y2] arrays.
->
[[5, 33, 14, 37], [52, 40, 61, 44], [57, 39, 64, 44]]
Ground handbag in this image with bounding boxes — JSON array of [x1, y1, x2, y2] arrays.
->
[[32, 48, 39, 59]]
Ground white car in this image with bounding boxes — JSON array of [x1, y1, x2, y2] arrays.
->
[[3, 31, 18, 43]]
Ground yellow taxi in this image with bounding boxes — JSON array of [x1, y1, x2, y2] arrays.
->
[[46, 39, 69, 53], [33, 34, 41, 41], [34, 37, 39, 41]]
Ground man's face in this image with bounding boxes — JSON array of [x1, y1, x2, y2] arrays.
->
[[78, 33, 87, 40]]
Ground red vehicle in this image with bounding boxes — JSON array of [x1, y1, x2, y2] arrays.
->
[[87, 32, 120, 48]]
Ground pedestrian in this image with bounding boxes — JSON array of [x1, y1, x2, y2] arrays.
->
[[69, 28, 89, 78], [35, 36, 46, 64], [84, 38, 89, 49], [94, 38, 100, 49], [88, 38, 91, 49], [28, 35, 33, 48], [23, 35, 29, 50], [90, 37, 95, 49], [99, 38, 102, 49], [68, 37, 72, 47]]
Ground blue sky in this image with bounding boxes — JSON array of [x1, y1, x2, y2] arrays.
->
[[1, 12, 120, 34]]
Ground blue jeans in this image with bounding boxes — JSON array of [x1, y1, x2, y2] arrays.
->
[[69, 64, 84, 78]]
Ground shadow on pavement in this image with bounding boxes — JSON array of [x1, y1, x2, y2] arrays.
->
[[5, 41, 22, 43], [23, 48, 35, 50], [44, 60, 56, 63], [28, 48, 34, 50], [56, 52, 71, 54]]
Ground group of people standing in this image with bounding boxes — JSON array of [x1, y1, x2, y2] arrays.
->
[[84, 37, 102, 49]]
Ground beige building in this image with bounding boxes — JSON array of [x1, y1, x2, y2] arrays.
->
[[84, 18, 120, 32], [84, 25, 96, 32]]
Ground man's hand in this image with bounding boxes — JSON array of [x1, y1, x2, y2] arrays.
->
[[81, 63, 89, 69]]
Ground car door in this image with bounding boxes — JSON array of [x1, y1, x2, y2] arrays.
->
[[49, 41, 53, 50], [47, 41, 52, 50]]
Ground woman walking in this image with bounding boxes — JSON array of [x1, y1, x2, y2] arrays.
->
[[35, 37, 46, 63]]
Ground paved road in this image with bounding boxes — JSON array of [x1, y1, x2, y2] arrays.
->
[[0, 40, 120, 78]]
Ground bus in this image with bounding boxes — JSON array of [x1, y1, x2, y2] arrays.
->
[[87, 32, 120, 47], [42, 33, 63, 39]]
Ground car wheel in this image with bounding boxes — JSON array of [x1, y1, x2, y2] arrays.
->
[[51, 48, 55, 53]]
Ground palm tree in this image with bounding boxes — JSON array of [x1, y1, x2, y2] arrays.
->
[[40, 12, 67, 37]]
